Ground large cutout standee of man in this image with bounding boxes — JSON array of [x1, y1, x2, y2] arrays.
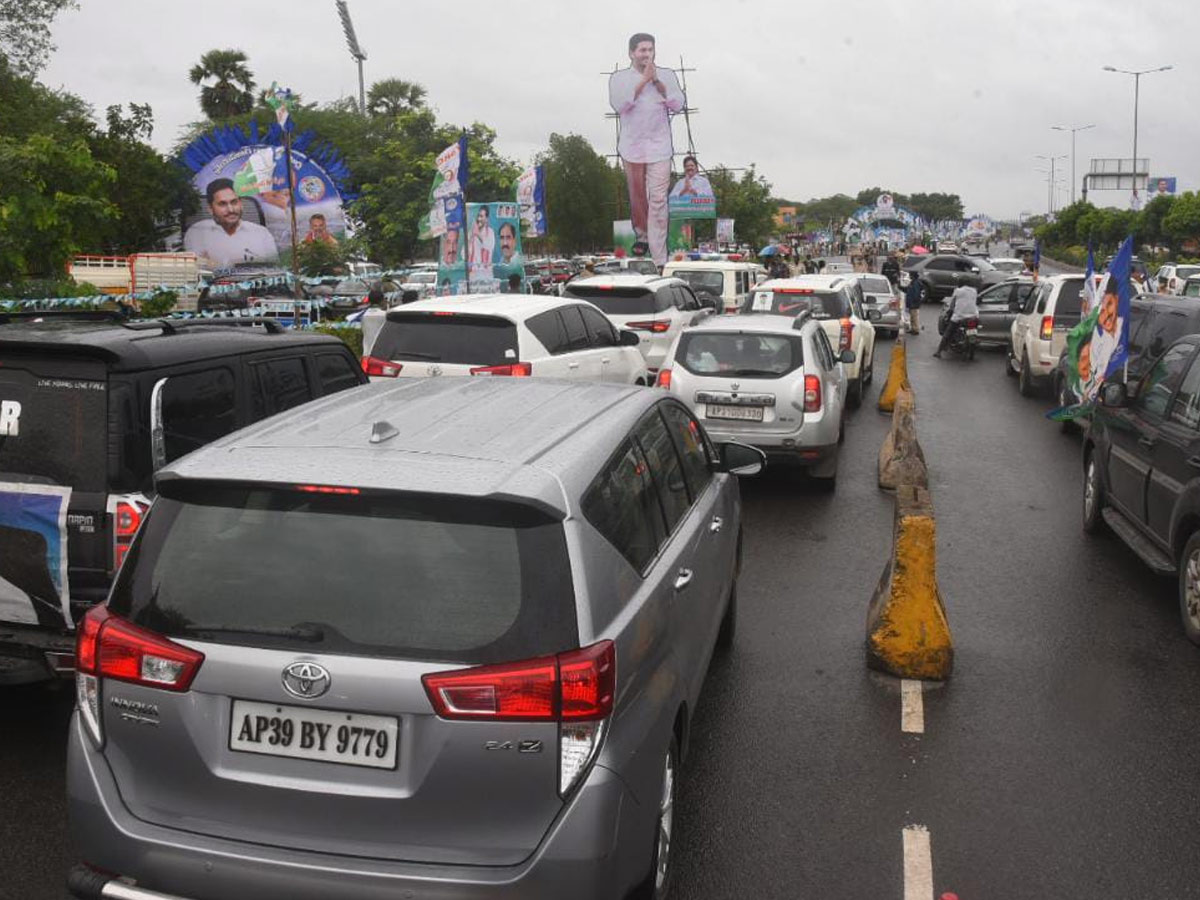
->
[[609, 33, 685, 267]]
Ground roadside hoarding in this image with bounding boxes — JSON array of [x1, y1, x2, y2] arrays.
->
[[716, 218, 735, 244], [439, 202, 524, 295]]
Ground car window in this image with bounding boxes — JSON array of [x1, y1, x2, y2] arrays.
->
[[672, 270, 725, 296], [860, 275, 892, 295], [581, 440, 665, 573], [660, 403, 713, 501], [526, 308, 570, 355], [813, 327, 836, 370], [161, 367, 238, 464], [250, 357, 312, 420], [747, 290, 849, 319], [954, 259, 976, 272], [316, 352, 362, 395], [1139, 343, 1195, 419], [678, 331, 802, 378], [925, 259, 953, 271], [979, 284, 1013, 306], [1144, 308, 1195, 362], [1033, 283, 1053, 314], [736, 271, 749, 294], [1170, 354, 1200, 430], [629, 260, 659, 276], [563, 285, 661, 315], [375, 313, 520, 366], [561, 305, 591, 351], [1052, 281, 1085, 328], [579, 305, 618, 347], [1016, 284, 1037, 306], [1185, 281, 1200, 298], [634, 410, 692, 535]]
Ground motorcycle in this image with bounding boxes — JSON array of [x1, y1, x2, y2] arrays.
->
[[936, 308, 979, 360]]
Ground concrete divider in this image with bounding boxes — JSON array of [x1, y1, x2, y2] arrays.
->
[[877, 334, 909, 413], [878, 386, 928, 491], [866, 485, 953, 680]]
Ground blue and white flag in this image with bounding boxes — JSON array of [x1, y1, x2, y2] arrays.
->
[[516, 165, 547, 239], [419, 136, 469, 239]]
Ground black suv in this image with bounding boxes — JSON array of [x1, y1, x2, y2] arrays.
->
[[0, 313, 367, 682], [1083, 334, 1200, 644], [906, 254, 1008, 302]]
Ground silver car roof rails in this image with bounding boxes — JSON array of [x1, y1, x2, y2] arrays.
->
[[123, 317, 286, 335]]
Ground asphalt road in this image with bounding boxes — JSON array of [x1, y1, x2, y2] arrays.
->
[[6, 261, 1200, 899]]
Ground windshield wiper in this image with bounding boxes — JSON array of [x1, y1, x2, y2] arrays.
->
[[729, 369, 780, 378], [180, 623, 325, 642], [386, 351, 441, 360]]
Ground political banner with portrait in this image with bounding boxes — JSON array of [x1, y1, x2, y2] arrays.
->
[[420, 136, 470, 239], [716, 218, 735, 244], [1149, 176, 1178, 198], [668, 162, 716, 220], [180, 125, 352, 273], [0, 482, 72, 627], [439, 202, 524, 295], [516, 165, 547, 239]]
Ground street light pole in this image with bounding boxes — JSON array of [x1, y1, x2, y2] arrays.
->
[[1102, 65, 1172, 208], [335, 0, 368, 115], [1035, 155, 1067, 216], [1051, 123, 1094, 205]]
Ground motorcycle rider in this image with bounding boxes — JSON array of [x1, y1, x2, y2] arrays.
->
[[933, 283, 979, 358], [881, 253, 900, 287]]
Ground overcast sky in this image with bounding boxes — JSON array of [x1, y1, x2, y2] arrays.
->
[[42, 0, 1196, 220]]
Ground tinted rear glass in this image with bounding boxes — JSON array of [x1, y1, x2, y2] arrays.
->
[[745, 290, 849, 319], [563, 285, 661, 314], [374, 314, 518, 366], [860, 276, 893, 295], [109, 485, 576, 663], [1053, 280, 1086, 327], [677, 332, 801, 378], [671, 270, 725, 295], [0, 359, 106, 491]]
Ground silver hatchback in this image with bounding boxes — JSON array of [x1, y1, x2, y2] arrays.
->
[[656, 313, 850, 489], [66, 378, 762, 900]]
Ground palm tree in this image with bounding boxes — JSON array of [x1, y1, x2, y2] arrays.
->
[[367, 78, 427, 118], [189, 49, 256, 120]]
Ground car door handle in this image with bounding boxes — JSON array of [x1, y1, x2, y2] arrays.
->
[[674, 568, 694, 591], [1188, 456, 1200, 470], [601, 357, 611, 365], [709, 516, 723, 533], [1139, 436, 1157, 449], [568, 362, 580, 369]]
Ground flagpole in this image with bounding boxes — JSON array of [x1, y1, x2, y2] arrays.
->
[[285, 128, 301, 325], [461, 129, 469, 296]]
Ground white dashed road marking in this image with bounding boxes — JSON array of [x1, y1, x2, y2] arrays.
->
[[901, 679, 925, 734], [903, 825, 934, 900]]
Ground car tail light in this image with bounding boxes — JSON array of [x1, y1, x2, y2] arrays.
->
[[626, 320, 671, 333], [839, 318, 854, 352], [361, 356, 403, 378], [469, 362, 532, 376], [804, 375, 822, 413], [1040, 316, 1054, 341], [655, 368, 673, 389], [423, 641, 615, 796], [108, 494, 150, 574], [964, 318, 979, 329], [75, 606, 205, 748], [889, 296, 900, 309]]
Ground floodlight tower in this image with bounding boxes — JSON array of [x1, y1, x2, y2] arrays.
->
[[336, 0, 368, 115]]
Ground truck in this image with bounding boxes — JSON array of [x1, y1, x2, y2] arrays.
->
[[68, 253, 206, 310]]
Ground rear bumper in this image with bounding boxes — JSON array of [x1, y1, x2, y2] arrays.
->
[[0, 623, 77, 684], [67, 715, 645, 900]]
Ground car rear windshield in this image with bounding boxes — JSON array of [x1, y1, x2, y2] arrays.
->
[[0, 355, 107, 491], [563, 285, 664, 314], [1177, 266, 1200, 281], [1053, 280, 1086, 327], [745, 290, 849, 319], [107, 484, 577, 663], [374, 313, 519, 366], [860, 276, 893, 295], [677, 332, 801, 378], [671, 270, 725, 295]]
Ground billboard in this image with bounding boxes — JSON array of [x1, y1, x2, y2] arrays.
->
[[1150, 176, 1177, 197], [0, 483, 72, 627], [716, 218, 735, 243], [668, 155, 716, 220], [439, 202, 524, 295]]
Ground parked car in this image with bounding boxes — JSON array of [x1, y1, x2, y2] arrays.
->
[[661, 259, 767, 313], [1082, 335, 1200, 644], [1153, 264, 1200, 295], [738, 275, 879, 407], [360, 295, 649, 385], [911, 254, 1008, 303], [67, 376, 763, 899], [656, 312, 850, 488], [989, 257, 1026, 275], [324, 277, 402, 319], [563, 275, 714, 374], [975, 276, 1037, 347], [0, 312, 366, 684], [851, 272, 902, 337], [399, 269, 438, 299], [1008, 274, 1086, 396], [935, 241, 959, 254]]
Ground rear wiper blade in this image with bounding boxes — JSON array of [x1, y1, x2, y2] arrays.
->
[[181, 623, 325, 642], [730, 369, 779, 377], [387, 351, 441, 360]]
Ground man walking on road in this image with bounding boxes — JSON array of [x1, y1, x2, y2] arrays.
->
[[904, 273, 923, 334], [609, 33, 685, 267]]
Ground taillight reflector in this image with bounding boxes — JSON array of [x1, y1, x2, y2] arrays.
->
[[655, 368, 673, 389], [115, 501, 143, 537], [77, 606, 203, 692], [423, 640, 615, 722], [469, 362, 533, 377], [1040, 316, 1054, 340], [361, 356, 403, 378], [804, 374, 822, 413]]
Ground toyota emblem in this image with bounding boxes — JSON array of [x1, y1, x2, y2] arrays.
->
[[282, 662, 331, 700]]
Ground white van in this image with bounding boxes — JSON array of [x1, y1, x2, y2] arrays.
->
[[661, 259, 768, 313]]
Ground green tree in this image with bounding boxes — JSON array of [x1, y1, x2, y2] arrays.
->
[[295, 237, 348, 277], [907, 192, 963, 222], [0, 0, 77, 77], [708, 166, 776, 248], [189, 49, 256, 120], [538, 133, 620, 254], [1163, 192, 1200, 248], [855, 187, 908, 208], [367, 78, 427, 118]]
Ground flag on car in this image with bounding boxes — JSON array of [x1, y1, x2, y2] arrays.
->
[[1048, 236, 1135, 422]]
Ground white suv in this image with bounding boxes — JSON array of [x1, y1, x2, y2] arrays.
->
[[656, 313, 850, 489], [738, 275, 878, 407], [1154, 264, 1200, 295], [360, 295, 649, 384], [564, 274, 715, 374], [1008, 274, 1086, 396]]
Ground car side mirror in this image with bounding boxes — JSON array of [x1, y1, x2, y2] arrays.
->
[[866, 309, 881, 322], [718, 441, 767, 476], [619, 329, 641, 347], [1100, 381, 1129, 408], [840, 349, 856, 364]]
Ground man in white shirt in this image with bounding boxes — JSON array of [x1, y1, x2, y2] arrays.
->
[[609, 33, 685, 267], [184, 178, 280, 270], [933, 284, 979, 358]]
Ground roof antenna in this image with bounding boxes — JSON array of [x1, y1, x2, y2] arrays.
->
[[369, 420, 399, 444]]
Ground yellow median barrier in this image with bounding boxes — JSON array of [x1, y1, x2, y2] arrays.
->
[[878, 387, 928, 491], [877, 335, 910, 413], [866, 485, 953, 680]]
